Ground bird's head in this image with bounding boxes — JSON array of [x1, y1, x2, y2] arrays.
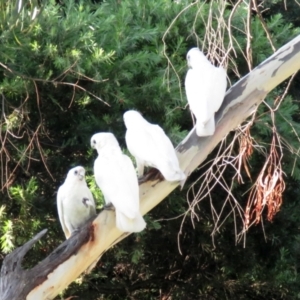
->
[[186, 47, 206, 68], [67, 166, 85, 181], [91, 132, 120, 152], [123, 110, 144, 128]]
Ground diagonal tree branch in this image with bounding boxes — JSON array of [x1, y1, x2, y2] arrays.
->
[[1, 34, 300, 300]]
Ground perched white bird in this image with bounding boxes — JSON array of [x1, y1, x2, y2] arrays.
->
[[123, 110, 186, 183], [185, 47, 227, 136], [57, 166, 96, 239], [91, 132, 146, 233]]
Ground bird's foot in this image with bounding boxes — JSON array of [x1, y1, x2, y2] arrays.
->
[[138, 168, 163, 184], [103, 202, 115, 211], [138, 175, 147, 184]]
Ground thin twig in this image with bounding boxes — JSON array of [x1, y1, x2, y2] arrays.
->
[[252, 0, 276, 52], [246, 0, 253, 71]]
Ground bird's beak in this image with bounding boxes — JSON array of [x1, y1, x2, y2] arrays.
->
[[78, 172, 84, 181]]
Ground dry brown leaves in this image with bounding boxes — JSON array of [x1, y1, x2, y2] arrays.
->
[[244, 131, 285, 230]]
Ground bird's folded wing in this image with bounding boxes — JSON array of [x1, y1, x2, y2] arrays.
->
[[95, 154, 140, 219], [56, 186, 70, 238]]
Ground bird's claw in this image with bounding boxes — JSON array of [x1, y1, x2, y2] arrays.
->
[[103, 202, 115, 211]]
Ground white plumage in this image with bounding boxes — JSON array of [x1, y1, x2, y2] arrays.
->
[[123, 110, 186, 182], [57, 166, 96, 239], [185, 47, 227, 136], [91, 132, 146, 233]]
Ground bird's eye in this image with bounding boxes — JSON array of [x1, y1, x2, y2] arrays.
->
[[187, 55, 190, 60], [93, 140, 96, 144], [74, 170, 78, 175]]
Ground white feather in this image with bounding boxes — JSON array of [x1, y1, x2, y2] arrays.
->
[[57, 166, 96, 239], [91, 132, 146, 233], [123, 110, 186, 182], [185, 48, 227, 137]]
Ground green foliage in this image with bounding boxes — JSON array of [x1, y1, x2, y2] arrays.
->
[[86, 173, 105, 209], [0, 216, 14, 254], [0, 0, 300, 299]]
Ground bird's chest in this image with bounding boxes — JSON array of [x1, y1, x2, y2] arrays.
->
[[63, 188, 87, 210]]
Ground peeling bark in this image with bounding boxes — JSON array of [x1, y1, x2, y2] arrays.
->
[[1, 34, 300, 300]]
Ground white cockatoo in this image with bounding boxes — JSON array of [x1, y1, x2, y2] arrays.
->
[[185, 47, 227, 136], [57, 166, 96, 239], [123, 110, 186, 182], [91, 132, 146, 233]]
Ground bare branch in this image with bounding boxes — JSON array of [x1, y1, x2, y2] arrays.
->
[[252, 0, 276, 52]]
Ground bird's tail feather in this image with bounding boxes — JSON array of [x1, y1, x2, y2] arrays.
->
[[196, 116, 215, 136], [160, 160, 186, 183], [116, 211, 146, 233], [163, 169, 186, 182]]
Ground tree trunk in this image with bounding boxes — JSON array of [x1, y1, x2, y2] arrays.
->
[[1, 34, 300, 300]]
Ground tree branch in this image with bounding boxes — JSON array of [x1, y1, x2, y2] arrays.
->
[[1, 34, 300, 300]]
